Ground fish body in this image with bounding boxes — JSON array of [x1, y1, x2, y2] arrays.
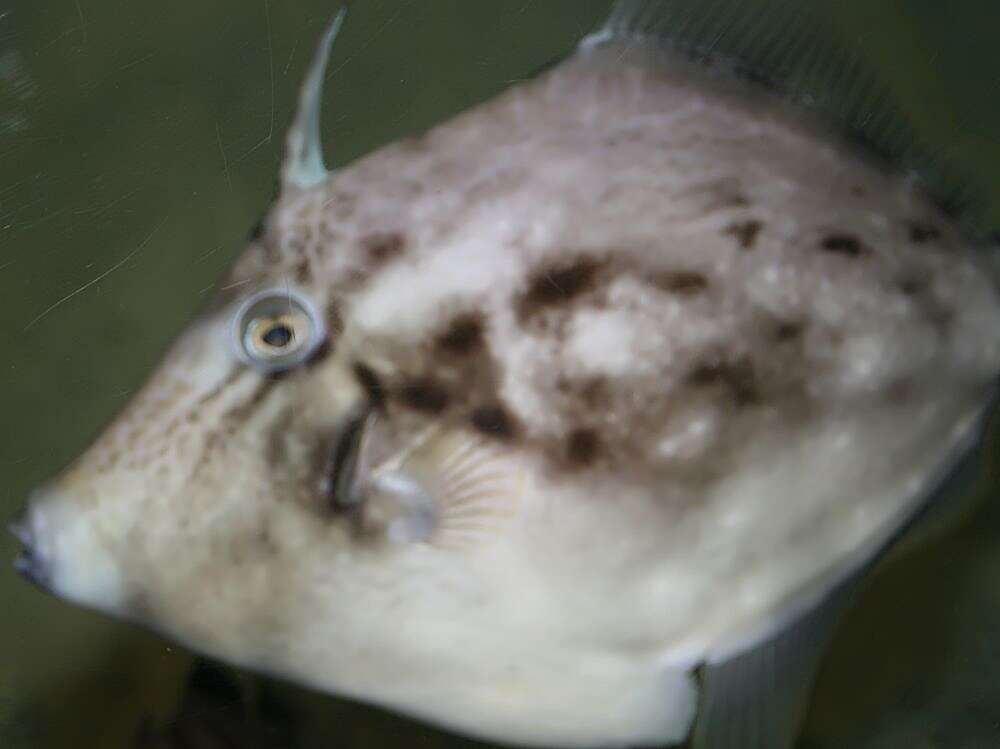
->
[[11, 3, 1000, 748]]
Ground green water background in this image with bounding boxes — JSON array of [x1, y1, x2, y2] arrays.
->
[[1, 1, 999, 747]]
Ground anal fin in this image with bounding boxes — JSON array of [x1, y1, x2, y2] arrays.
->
[[688, 576, 862, 749]]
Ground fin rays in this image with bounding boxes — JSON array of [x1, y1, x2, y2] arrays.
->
[[411, 431, 523, 552], [365, 425, 523, 552], [585, 0, 985, 222]]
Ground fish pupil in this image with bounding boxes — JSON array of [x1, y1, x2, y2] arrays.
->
[[263, 324, 294, 348]]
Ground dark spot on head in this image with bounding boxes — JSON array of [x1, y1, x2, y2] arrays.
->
[[293, 258, 312, 284], [398, 378, 449, 414], [437, 313, 484, 355], [908, 221, 941, 244], [652, 271, 710, 295], [687, 359, 759, 406], [850, 185, 866, 197], [566, 428, 600, 466], [820, 233, 865, 257], [774, 321, 804, 342], [353, 362, 385, 408], [579, 377, 608, 408], [519, 257, 602, 320], [470, 405, 516, 440], [363, 232, 406, 265], [724, 220, 763, 250]]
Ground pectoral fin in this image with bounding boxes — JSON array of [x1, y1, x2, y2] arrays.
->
[[351, 426, 523, 550]]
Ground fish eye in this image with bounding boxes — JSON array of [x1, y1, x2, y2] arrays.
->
[[233, 288, 327, 372]]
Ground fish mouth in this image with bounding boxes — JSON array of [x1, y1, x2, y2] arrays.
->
[[8, 505, 53, 592], [7, 487, 127, 613]]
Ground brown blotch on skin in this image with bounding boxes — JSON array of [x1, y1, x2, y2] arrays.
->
[[398, 378, 450, 414], [774, 321, 804, 342], [518, 257, 602, 321], [252, 517, 280, 558], [908, 221, 941, 244], [566, 428, 600, 466], [725, 220, 763, 250], [363, 232, 407, 265], [889, 270, 950, 331], [437, 313, 485, 356], [820, 234, 865, 257], [686, 179, 750, 211], [470, 405, 517, 440], [353, 362, 386, 408], [887, 378, 915, 405], [898, 277, 928, 296], [652, 271, 710, 295], [579, 377, 609, 409], [292, 258, 312, 285], [687, 359, 760, 407], [327, 190, 359, 220]]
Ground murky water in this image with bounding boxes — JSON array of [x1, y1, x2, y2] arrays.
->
[[1, 1, 998, 747]]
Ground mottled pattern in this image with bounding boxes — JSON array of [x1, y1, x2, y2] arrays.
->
[[22, 44, 1000, 749], [214, 51, 1000, 494]]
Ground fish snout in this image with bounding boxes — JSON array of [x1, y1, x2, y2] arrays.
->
[[8, 485, 126, 614], [9, 503, 53, 591]]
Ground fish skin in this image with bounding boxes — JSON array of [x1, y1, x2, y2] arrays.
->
[[12, 30, 1000, 749]]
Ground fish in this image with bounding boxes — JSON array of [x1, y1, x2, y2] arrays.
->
[[9, 1, 1000, 747]]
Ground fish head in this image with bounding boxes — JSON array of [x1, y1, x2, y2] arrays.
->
[[11, 205, 510, 698], [8, 15, 556, 733], [9, 10, 508, 697], [13, 255, 351, 649]]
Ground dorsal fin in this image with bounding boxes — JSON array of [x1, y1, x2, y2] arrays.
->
[[281, 7, 347, 192], [582, 0, 986, 231]]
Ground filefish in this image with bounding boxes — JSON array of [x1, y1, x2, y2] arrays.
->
[[10, 1, 1000, 747]]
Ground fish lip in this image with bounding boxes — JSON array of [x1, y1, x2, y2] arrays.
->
[[8, 508, 52, 592], [13, 550, 53, 592]]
